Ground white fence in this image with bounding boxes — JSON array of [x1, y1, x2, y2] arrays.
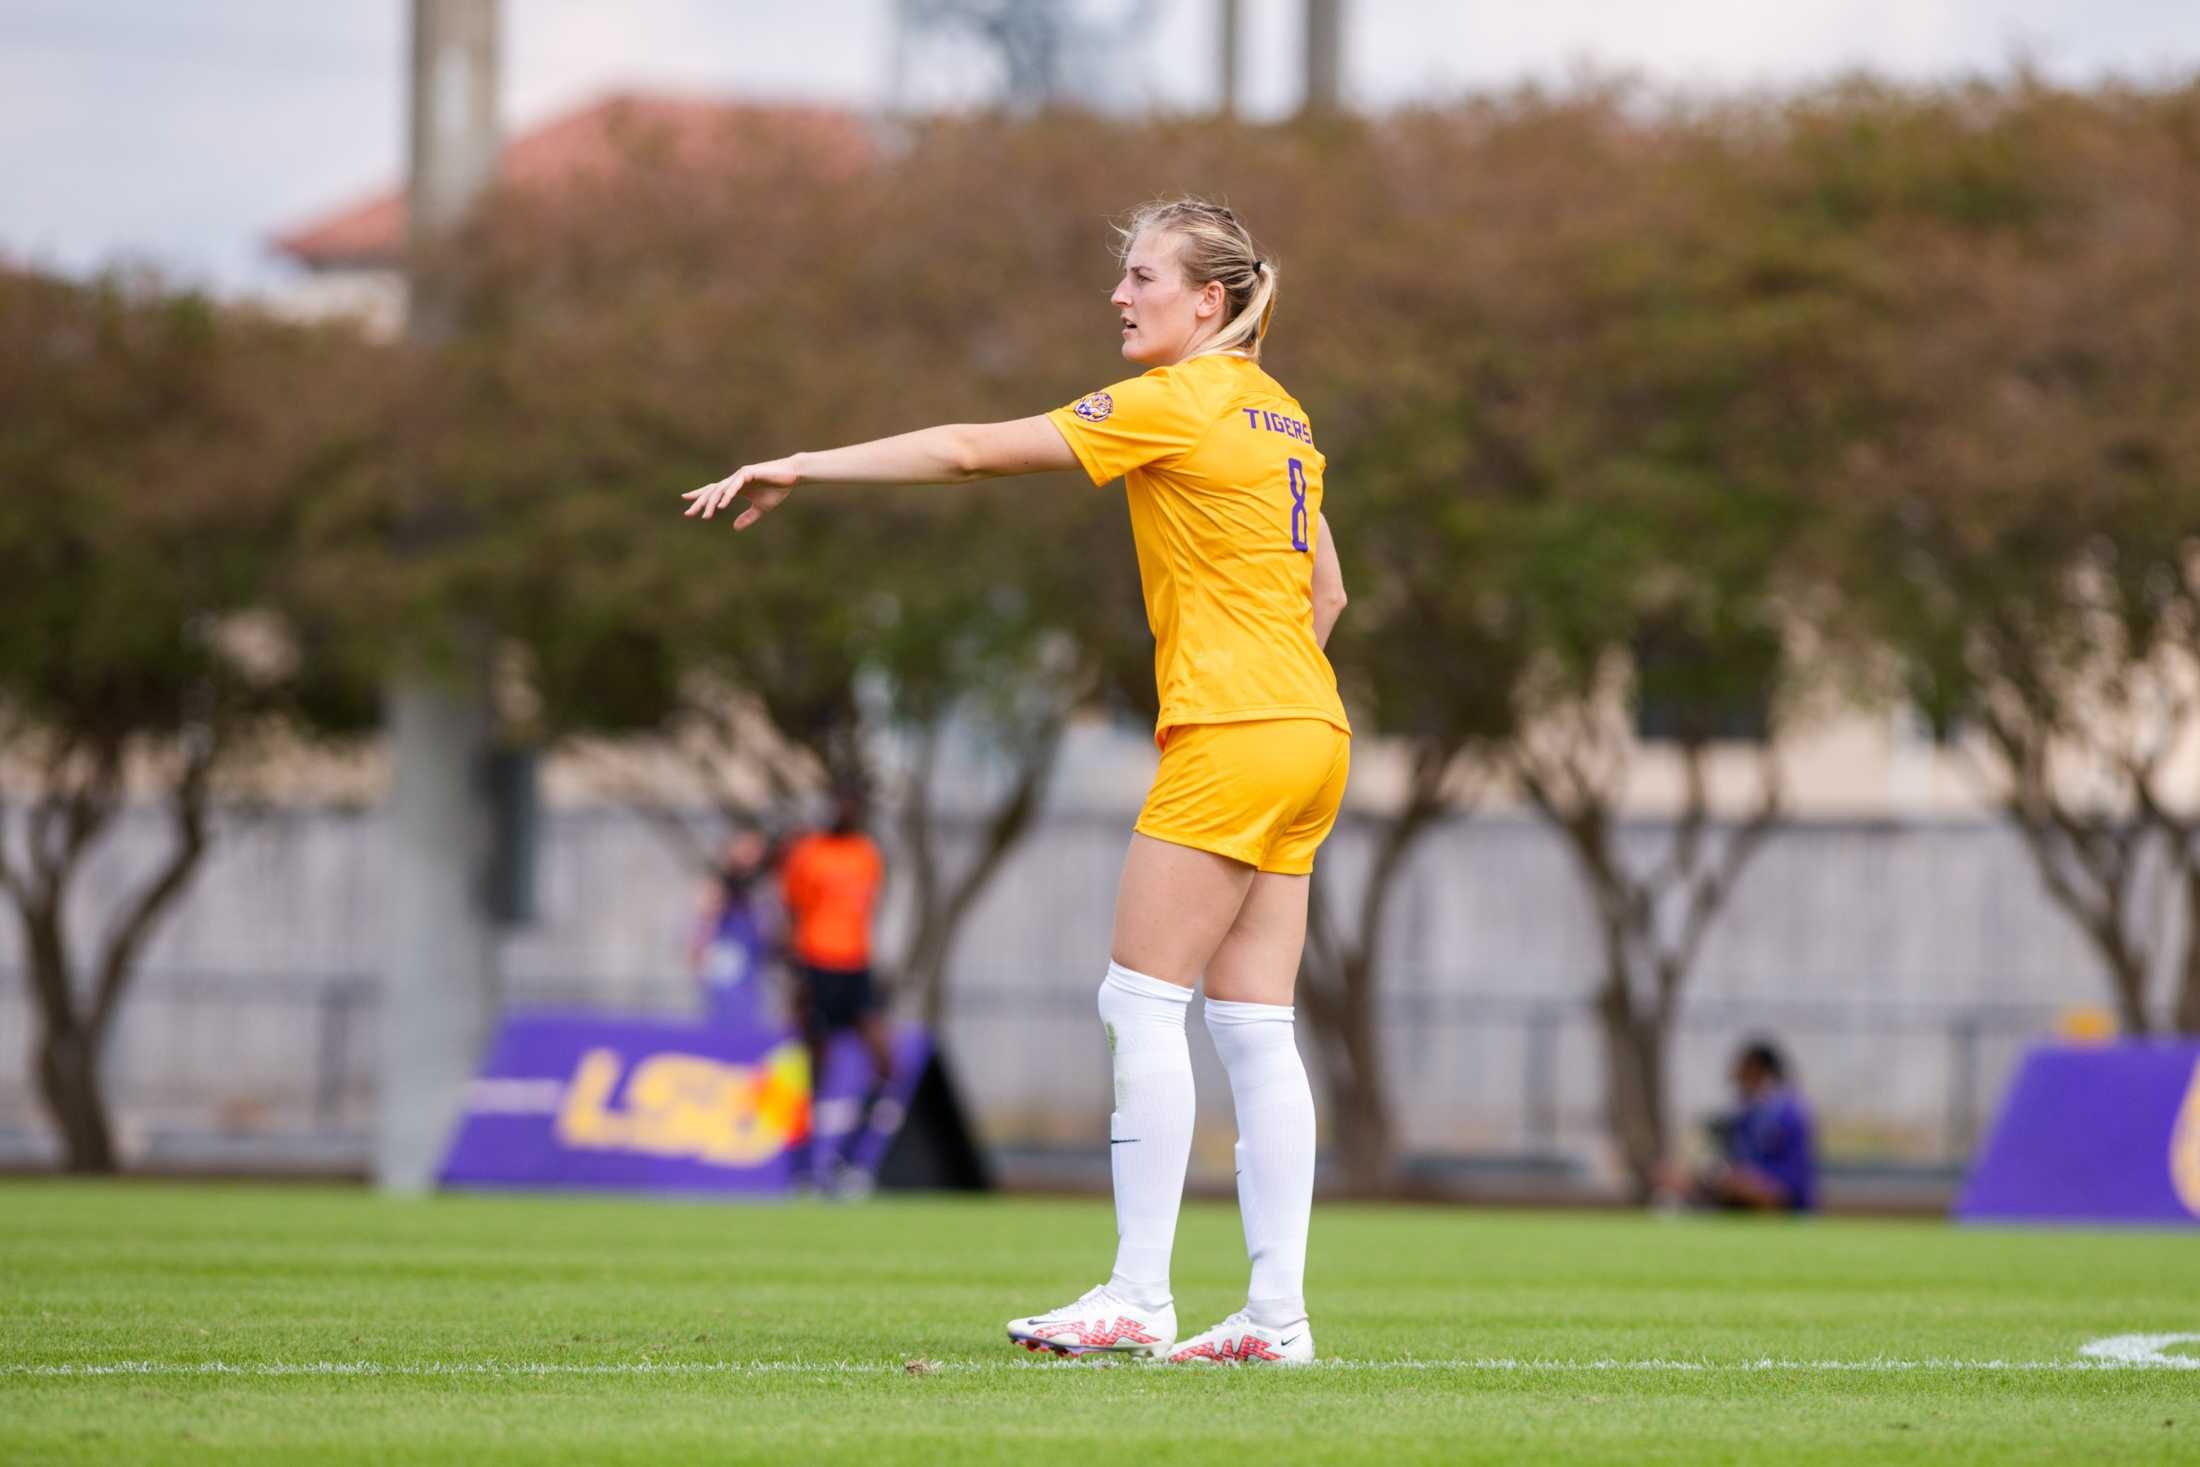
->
[[0, 787, 2150, 1192]]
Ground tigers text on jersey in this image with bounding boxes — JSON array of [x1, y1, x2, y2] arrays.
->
[[1047, 353, 1351, 747]]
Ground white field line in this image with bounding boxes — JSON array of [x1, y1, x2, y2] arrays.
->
[[7, 1351, 2197, 1379], [2080, 1333, 2200, 1367]]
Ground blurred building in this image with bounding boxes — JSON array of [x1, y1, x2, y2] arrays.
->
[[268, 91, 872, 336]]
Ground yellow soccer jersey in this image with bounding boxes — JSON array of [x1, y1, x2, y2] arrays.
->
[[1047, 352, 1350, 746]]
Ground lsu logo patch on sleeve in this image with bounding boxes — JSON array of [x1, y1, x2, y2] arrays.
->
[[1073, 391, 1114, 422]]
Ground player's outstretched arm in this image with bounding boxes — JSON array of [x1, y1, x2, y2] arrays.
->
[[682, 416, 1077, 531], [1312, 512, 1347, 650]]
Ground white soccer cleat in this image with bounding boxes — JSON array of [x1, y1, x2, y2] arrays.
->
[[1006, 1285, 1175, 1359], [1166, 1311, 1315, 1365]]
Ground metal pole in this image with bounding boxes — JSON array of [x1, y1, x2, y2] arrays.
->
[[1217, 0, 1240, 118], [1302, 0, 1342, 116], [890, 0, 914, 117], [1946, 1014, 1982, 1161], [1525, 1004, 1559, 1151], [376, 0, 503, 1195], [315, 981, 343, 1129]]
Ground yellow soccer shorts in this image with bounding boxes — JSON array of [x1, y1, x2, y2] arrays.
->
[[1134, 719, 1351, 876]]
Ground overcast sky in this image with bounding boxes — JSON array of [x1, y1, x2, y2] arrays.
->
[[4, 0, 2197, 294]]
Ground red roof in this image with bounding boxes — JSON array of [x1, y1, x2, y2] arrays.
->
[[272, 91, 871, 269]]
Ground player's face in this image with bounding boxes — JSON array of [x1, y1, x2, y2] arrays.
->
[[721, 831, 765, 880], [1112, 230, 1223, 366]]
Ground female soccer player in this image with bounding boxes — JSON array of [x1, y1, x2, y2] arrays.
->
[[684, 199, 1349, 1366]]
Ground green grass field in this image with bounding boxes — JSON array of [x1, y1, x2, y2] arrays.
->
[[3, 1181, 2196, 1464]]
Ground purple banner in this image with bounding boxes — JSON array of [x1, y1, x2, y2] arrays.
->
[[437, 1011, 932, 1197], [1957, 1042, 2200, 1226]]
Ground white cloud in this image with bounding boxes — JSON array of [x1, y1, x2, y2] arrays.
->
[[3, 0, 2195, 293]]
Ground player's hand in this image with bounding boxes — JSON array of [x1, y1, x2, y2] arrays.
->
[[683, 457, 800, 530]]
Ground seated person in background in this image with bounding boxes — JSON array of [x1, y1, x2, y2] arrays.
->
[[1668, 1039, 1818, 1213]]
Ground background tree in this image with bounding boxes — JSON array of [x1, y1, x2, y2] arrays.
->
[[0, 268, 386, 1170], [1294, 487, 1522, 1192], [1453, 99, 1868, 1201], [1836, 82, 2200, 1033]]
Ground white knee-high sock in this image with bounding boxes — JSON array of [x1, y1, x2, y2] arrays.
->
[[1205, 997, 1315, 1327], [1097, 961, 1195, 1308]]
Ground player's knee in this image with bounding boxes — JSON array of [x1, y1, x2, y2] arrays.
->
[[1097, 961, 1193, 1040], [1204, 996, 1296, 1059]]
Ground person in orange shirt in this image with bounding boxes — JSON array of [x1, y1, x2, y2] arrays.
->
[[685, 198, 1347, 1366], [777, 785, 894, 1169]]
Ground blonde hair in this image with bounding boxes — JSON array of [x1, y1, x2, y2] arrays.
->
[[1117, 197, 1278, 361]]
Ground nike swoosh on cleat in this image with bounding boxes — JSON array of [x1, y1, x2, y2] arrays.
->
[[1279, 1336, 1300, 1347], [1109, 1138, 1139, 1145]]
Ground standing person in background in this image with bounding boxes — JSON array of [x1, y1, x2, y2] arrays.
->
[[690, 829, 775, 1031], [778, 784, 894, 1187]]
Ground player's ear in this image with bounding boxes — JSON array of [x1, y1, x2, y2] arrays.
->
[[1200, 279, 1226, 320]]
